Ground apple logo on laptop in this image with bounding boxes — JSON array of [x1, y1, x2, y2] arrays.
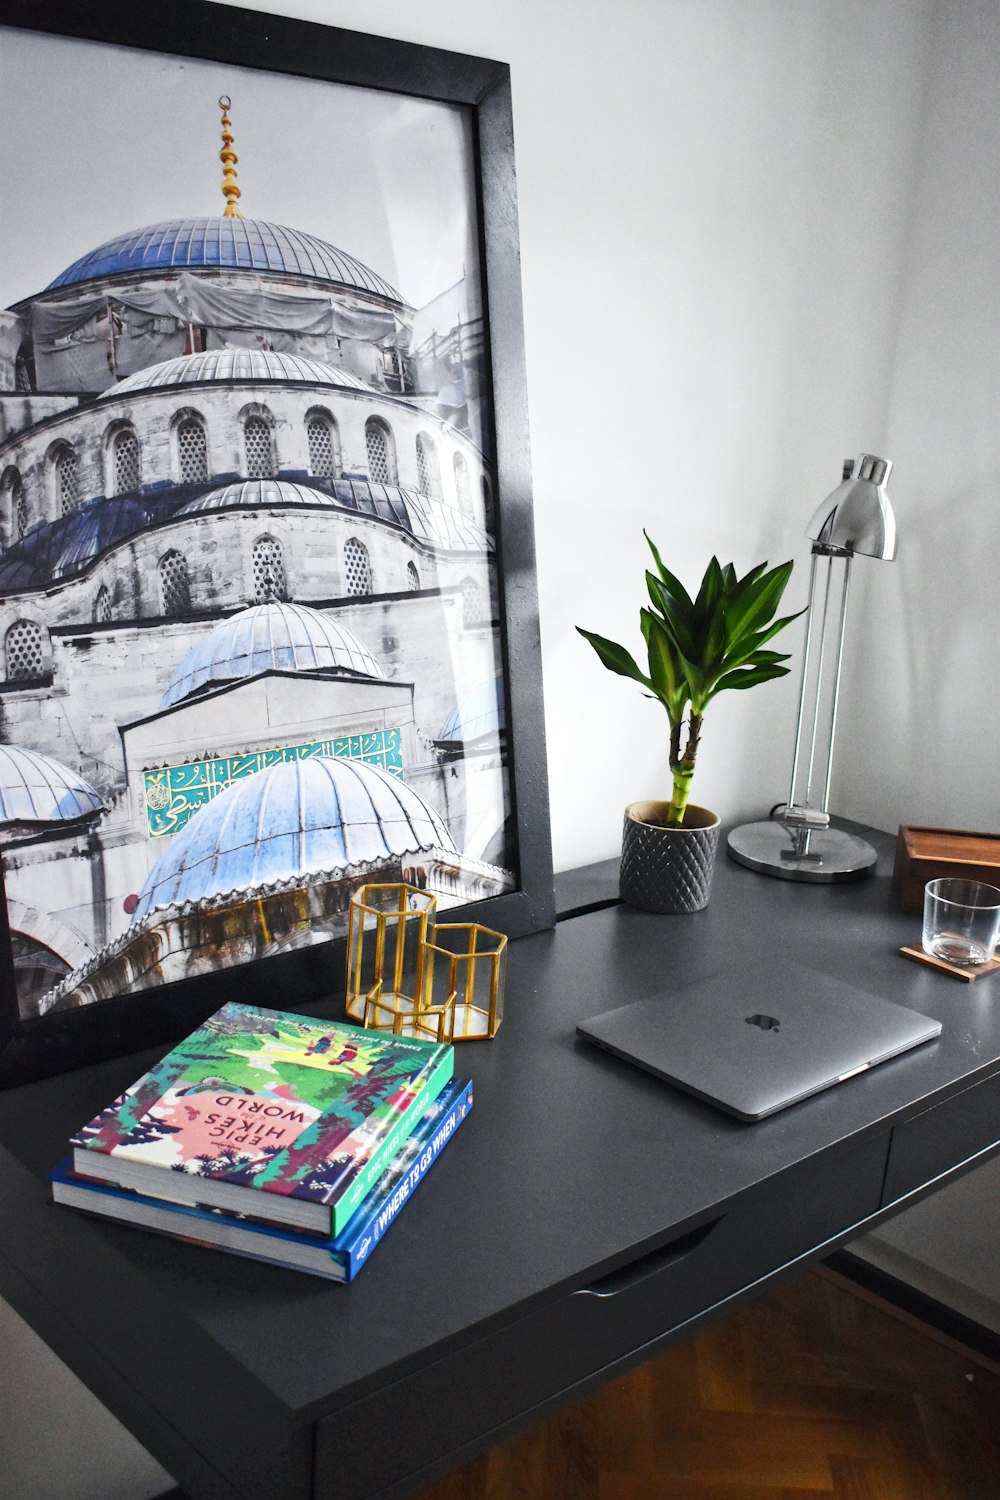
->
[[746, 1013, 780, 1032]]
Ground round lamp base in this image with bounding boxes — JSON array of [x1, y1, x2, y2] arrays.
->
[[726, 820, 877, 883]]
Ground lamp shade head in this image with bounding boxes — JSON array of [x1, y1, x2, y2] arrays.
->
[[805, 453, 897, 560]]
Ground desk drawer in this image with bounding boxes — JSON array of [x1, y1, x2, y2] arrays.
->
[[882, 1069, 1000, 1206], [315, 1133, 886, 1500]]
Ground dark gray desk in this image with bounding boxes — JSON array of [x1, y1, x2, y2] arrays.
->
[[2, 827, 999, 1500]]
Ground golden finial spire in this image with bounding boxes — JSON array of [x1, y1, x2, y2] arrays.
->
[[219, 95, 242, 218]]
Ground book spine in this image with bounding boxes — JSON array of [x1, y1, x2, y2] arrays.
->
[[329, 1049, 455, 1235], [338, 1080, 473, 1280]]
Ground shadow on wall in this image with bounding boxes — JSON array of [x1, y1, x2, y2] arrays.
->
[[846, 474, 1000, 833]]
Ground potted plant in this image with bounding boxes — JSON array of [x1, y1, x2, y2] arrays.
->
[[578, 535, 802, 912]]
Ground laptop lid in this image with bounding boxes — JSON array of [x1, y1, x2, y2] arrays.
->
[[576, 958, 941, 1121]]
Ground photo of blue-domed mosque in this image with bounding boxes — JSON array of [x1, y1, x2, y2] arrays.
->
[[0, 43, 513, 1022]]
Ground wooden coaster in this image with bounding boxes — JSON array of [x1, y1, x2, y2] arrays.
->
[[899, 944, 1000, 982]]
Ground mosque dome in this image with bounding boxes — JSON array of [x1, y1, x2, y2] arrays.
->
[[0, 745, 104, 826], [437, 676, 504, 744], [332, 479, 491, 553], [177, 479, 342, 515], [0, 494, 192, 594], [160, 600, 383, 710], [45, 217, 403, 302], [102, 348, 375, 398], [132, 757, 454, 917]]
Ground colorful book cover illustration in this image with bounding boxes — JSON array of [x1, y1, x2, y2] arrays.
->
[[54, 1079, 473, 1282], [71, 1003, 454, 1234]]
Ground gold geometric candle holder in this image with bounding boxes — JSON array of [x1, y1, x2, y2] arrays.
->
[[420, 922, 507, 1042], [345, 885, 506, 1042], [345, 883, 437, 1030]]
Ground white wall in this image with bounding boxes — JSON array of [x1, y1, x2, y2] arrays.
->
[[840, 0, 1000, 835], [4, 1, 997, 1495], [208, 0, 941, 869], [265, 0, 926, 869]]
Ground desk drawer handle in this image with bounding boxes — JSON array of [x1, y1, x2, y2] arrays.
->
[[574, 1217, 723, 1299]]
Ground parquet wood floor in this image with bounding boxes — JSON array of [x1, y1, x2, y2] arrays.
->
[[414, 1268, 1000, 1500]]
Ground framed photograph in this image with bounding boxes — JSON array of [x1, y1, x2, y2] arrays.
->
[[0, 0, 552, 1086]]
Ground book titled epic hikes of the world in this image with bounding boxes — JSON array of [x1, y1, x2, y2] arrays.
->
[[54, 1078, 473, 1282], [70, 1003, 454, 1236]]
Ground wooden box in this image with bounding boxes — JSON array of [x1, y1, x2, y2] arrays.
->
[[893, 825, 1000, 912]]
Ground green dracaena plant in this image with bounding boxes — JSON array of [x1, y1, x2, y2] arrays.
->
[[577, 535, 803, 827]]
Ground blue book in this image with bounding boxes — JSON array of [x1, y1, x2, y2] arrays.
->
[[52, 1078, 472, 1282]]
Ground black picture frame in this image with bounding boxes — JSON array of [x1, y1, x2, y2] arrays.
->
[[0, 0, 553, 1088]]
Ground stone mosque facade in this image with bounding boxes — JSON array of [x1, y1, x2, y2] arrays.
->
[[0, 101, 511, 1020]]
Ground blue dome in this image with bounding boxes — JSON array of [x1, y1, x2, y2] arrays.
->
[[160, 601, 383, 709], [45, 217, 403, 302], [178, 477, 490, 554], [177, 479, 342, 515], [331, 479, 491, 553], [132, 757, 453, 916], [0, 745, 104, 826], [438, 676, 504, 744], [0, 496, 166, 594], [103, 349, 375, 398]]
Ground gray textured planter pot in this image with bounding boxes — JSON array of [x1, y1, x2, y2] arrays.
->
[[619, 801, 721, 913]]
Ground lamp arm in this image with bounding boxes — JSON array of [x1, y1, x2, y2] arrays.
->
[[821, 551, 853, 815]]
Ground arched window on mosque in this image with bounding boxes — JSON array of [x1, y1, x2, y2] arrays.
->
[[453, 453, 470, 516], [344, 537, 373, 597], [111, 427, 141, 496], [94, 586, 113, 624], [177, 415, 208, 483], [2, 468, 26, 545], [159, 550, 192, 617], [14, 340, 35, 393], [365, 418, 397, 485], [4, 619, 45, 682], [243, 413, 276, 479], [306, 413, 340, 479], [460, 576, 481, 629], [415, 433, 440, 497], [252, 535, 288, 603], [53, 445, 79, 517], [407, 560, 420, 592]]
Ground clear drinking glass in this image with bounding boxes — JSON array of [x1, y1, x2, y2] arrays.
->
[[922, 878, 1000, 967]]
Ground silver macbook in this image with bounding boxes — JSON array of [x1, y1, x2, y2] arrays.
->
[[576, 959, 941, 1121]]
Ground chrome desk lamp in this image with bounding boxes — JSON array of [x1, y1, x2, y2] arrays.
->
[[727, 453, 897, 882]]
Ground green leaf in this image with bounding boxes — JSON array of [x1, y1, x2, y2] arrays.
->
[[693, 555, 724, 628], [722, 559, 796, 645], [640, 610, 688, 722], [706, 610, 804, 680], [734, 560, 768, 592], [736, 648, 789, 666], [711, 661, 792, 694], [646, 571, 699, 661], [692, 557, 728, 666], [644, 533, 694, 616], [576, 627, 650, 689]]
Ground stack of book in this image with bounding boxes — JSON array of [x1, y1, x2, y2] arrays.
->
[[51, 1001, 472, 1282]]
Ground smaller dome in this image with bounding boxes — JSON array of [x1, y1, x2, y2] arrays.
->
[[101, 350, 375, 398], [0, 495, 168, 594], [177, 479, 342, 515], [437, 676, 504, 744], [0, 745, 104, 827], [332, 479, 491, 553], [160, 600, 383, 709], [132, 757, 454, 917]]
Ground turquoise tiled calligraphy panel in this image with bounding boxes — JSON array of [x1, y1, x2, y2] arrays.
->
[[142, 729, 403, 838]]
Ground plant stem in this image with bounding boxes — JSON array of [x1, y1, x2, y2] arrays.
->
[[667, 711, 703, 825]]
